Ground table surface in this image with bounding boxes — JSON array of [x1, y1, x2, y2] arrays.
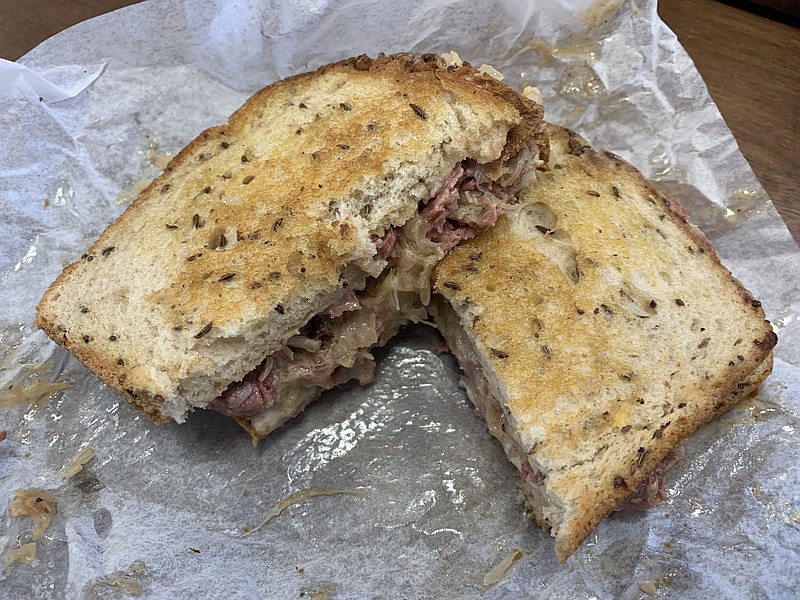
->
[[1, 0, 798, 242]]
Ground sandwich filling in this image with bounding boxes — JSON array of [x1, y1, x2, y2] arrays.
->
[[210, 146, 535, 436]]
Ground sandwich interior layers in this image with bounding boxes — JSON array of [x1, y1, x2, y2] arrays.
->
[[211, 146, 536, 436]]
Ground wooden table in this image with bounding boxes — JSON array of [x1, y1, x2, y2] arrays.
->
[[1, 0, 798, 242]]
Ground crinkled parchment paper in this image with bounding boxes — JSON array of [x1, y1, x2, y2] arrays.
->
[[1, 0, 798, 598]]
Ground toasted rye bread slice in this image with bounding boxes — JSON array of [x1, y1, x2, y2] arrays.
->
[[431, 123, 776, 561], [35, 53, 546, 425]]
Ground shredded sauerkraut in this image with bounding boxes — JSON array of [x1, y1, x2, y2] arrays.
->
[[245, 488, 370, 535], [3, 542, 36, 566], [478, 64, 505, 81], [440, 50, 464, 68], [4, 487, 58, 568], [8, 488, 57, 541], [63, 447, 96, 478], [483, 548, 524, 586], [214, 148, 534, 437], [0, 363, 70, 410]]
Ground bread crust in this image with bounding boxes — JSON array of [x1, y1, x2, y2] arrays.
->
[[433, 123, 776, 560], [35, 53, 545, 424]]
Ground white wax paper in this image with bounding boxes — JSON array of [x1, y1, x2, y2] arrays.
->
[[1, 0, 799, 598]]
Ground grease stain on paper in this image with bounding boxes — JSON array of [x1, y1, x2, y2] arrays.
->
[[84, 561, 149, 599], [115, 138, 173, 206], [298, 580, 338, 600]]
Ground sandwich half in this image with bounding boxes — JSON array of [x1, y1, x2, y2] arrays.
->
[[430, 124, 776, 560], [36, 53, 547, 440]]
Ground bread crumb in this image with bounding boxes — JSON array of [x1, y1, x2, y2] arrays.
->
[[640, 581, 657, 595]]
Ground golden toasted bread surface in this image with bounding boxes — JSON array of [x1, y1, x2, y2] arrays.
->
[[35, 53, 545, 424], [433, 124, 776, 560]]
